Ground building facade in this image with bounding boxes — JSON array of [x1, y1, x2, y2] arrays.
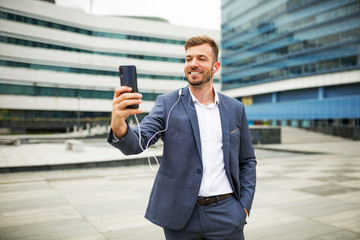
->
[[221, 0, 360, 137], [0, 0, 219, 134]]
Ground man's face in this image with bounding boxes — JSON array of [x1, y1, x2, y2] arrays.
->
[[184, 43, 215, 87]]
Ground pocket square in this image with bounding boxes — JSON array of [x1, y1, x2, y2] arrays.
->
[[231, 128, 239, 134]]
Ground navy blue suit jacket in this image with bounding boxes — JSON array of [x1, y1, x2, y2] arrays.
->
[[108, 86, 256, 230]]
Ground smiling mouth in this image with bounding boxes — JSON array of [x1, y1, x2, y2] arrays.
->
[[190, 71, 200, 75]]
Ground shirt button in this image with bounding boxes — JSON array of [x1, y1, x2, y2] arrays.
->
[[196, 169, 202, 174]]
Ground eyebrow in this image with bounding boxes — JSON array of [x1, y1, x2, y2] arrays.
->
[[185, 54, 209, 59]]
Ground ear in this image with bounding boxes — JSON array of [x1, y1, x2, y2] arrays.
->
[[212, 62, 220, 74]]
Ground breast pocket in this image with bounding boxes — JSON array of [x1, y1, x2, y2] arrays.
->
[[230, 128, 241, 149]]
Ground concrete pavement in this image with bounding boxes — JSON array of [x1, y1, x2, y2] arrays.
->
[[0, 138, 163, 172], [0, 137, 359, 239]]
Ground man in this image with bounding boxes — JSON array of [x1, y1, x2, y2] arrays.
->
[[108, 35, 256, 240]]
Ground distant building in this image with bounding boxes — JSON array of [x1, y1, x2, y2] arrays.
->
[[221, 0, 360, 137], [0, 0, 219, 134]]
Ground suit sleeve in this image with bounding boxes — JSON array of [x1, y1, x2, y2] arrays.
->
[[239, 105, 257, 216], [107, 95, 166, 155]]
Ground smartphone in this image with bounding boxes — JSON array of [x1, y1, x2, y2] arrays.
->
[[119, 65, 139, 109]]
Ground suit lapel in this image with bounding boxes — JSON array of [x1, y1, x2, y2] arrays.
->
[[180, 87, 202, 159], [218, 93, 231, 171]]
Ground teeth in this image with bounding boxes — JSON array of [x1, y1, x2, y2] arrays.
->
[[191, 72, 200, 74]]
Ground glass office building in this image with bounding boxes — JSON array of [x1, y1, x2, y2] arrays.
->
[[221, 0, 360, 135]]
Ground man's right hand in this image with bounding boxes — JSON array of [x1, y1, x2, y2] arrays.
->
[[111, 86, 143, 139]]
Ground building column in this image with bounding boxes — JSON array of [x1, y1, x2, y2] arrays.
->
[[318, 87, 324, 100], [272, 92, 277, 103], [271, 93, 278, 126]]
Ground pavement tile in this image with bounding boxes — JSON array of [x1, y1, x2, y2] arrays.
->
[[0, 188, 60, 203], [0, 181, 52, 193], [258, 177, 325, 190], [245, 207, 306, 231], [277, 197, 360, 218], [351, 226, 360, 234], [0, 196, 68, 213], [252, 222, 341, 240], [0, 218, 100, 240], [255, 189, 318, 206], [336, 179, 360, 189], [329, 190, 360, 204], [57, 234, 106, 240], [103, 225, 163, 240], [245, 220, 323, 240], [314, 209, 360, 229], [312, 175, 360, 182], [0, 205, 83, 228], [297, 184, 360, 196], [87, 210, 151, 232], [283, 170, 335, 179], [310, 230, 360, 240]]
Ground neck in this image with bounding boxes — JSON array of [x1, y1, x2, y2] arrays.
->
[[189, 82, 215, 106]]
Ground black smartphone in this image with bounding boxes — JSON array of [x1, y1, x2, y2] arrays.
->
[[119, 65, 139, 109]]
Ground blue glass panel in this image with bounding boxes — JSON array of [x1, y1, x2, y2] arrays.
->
[[244, 96, 360, 120]]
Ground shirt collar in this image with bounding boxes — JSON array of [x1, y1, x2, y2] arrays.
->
[[189, 86, 219, 107]]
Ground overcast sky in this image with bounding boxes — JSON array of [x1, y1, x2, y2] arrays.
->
[[55, 0, 221, 30]]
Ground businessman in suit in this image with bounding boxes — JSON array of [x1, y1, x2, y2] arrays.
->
[[108, 35, 256, 240]]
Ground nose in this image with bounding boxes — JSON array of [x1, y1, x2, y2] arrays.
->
[[189, 58, 199, 68]]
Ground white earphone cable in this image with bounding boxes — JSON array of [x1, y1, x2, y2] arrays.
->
[[134, 90, 182, 171], [188, 67, 215, 110]]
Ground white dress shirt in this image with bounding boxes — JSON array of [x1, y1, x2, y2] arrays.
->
[[189, 87, 233, 197]]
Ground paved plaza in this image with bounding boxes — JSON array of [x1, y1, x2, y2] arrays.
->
[[0, 138, 359, 239]]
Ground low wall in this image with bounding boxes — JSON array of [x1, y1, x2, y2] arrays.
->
[[307, 127, 360, 140], [0, 120, 110, 134], [250, 126, 281, 144]]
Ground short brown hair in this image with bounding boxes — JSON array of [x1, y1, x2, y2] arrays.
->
[[185, 35, 219, 63]]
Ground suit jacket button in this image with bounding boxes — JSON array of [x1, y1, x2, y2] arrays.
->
[[196, 169, 201, 174]]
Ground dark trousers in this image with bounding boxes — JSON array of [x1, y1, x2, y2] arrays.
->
[[163, 196, 247, 240]]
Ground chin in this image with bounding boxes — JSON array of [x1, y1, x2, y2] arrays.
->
[[189, 80, 208, 87]]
